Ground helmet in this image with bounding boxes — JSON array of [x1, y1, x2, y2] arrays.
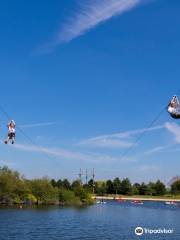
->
[[10, 120, 15, 125]]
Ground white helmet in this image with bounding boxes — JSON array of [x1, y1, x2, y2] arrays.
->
[[10, 120, 16, 125]]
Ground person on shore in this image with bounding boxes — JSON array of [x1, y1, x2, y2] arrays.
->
[[4, 120, 16, 144], [167, 95, 180, 119]]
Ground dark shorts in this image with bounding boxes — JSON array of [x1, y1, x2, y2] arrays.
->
[[170, 112, 180, 119], [8, 133, 15, 139]]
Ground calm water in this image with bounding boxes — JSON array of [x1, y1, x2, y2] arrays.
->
[[0, 200, 180, 240]]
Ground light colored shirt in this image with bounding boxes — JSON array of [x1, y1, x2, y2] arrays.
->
[[168, 106, 177, 114], [8, 126, 15, 133]]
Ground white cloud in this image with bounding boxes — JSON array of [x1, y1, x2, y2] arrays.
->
[[19, 122, 58, 129], [80, 138, 133, 148], [13, 143, 124, 163], [79, 125, 164, 149], [110, 125, 164, 138], [134, 122, 180, 157], [58, 0, 141, 42], [143, 145, 169, 156], [39, 0, 143, 52], [165, 122, 180, 143], [136, 165, 159, 172]]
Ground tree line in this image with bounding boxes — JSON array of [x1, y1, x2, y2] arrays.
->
[[0, 166, 93, 205], [0, 166, 180, 205], [91, 178, 180, 196]]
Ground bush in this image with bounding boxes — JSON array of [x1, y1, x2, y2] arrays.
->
[[59, 189, 81, 205]]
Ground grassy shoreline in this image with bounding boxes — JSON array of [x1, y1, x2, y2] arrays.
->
[[93, 195, 180, 202]]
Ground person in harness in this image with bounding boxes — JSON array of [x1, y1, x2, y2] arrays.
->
[[4, 120, 16, 144], [167, 95, 180, 119]]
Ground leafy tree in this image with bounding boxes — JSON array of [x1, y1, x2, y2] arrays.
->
[[171, 180, 180, 195], [86, 179, 94, 193], [154, 180, 166, 196], [95, 181, 106, 195], [51, 179, 57, 188], [88, 179, 94, 188], [132, 183, 140, 195], [0, 165, 173, 206], [113, 178, 121, 194], [59, 189, 80, 205], [25, 193, 37, 204], [0, 166, 29, 203], [15, 178, 30, 200], [56, 179, 63, 189], [120, 178, 132, 195], [30, 178, 59, 204], [75, 187, 93, 204], [0, 166, 95, 205], [106, 180, 114, 194], [62, 179, 71, 189], [146, 182, 156, 196], [71, 179, 82, 190], [139, 182, 148, 195], [74, 187, 87, 201]]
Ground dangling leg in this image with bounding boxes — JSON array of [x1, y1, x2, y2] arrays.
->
[[5, 134, 10, 144], [11, 133, 15, 144], [175, 112, 180, 119]]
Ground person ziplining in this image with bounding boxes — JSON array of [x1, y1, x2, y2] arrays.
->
[[167, 95, 180, 119], [0, 93, 178, 152], [4, 120, 16, 144]]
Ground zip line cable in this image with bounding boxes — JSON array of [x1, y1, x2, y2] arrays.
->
[[120, 106, 166, 161], [0, 123, 5, 143], [0, 89, 180, 163], [120, 88, 180, 160], [0, 105, 55, 162]]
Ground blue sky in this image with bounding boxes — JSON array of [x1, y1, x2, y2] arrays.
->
[[0, 0, 180, 183]]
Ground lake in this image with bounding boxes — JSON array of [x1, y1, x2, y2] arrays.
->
[[0, 200, 180, 240]]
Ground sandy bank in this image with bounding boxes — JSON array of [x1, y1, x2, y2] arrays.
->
[[93, 196, 180, 202]]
